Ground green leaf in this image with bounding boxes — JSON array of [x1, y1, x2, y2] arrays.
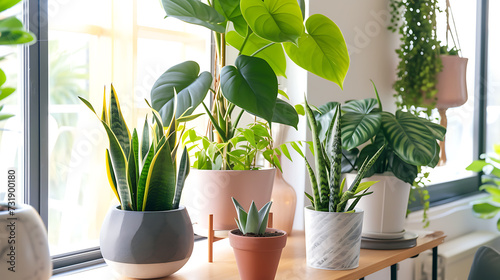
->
[[0, 16, 23, 31], [0, 68, 6, 86], [294, 104, 305, 116], [421, 119, 446, 141], [341, 99, 381, 150], [0, 0, 21, 13], [232, 197, 248, 233], [137, 143, 155, 211], [173, 147, 190, 209], [284, 14, 349, 88], [381, 110, 437, 167], [161, 0, 226, 33], [0, 87, 15, 102], [151, 61, 212, 125], [280, 143, 291, 161], [472, 202, 500, 219], [0, 17, 36, 45], [240, 0, 304, 44], [127, 129, 140, 209], [220, 55, 278, 124], [354, 181, 379, 194], [242, 128, 256, 147], [213, 0, 247, 36], [102, 121, 133, 210], [466, 160, 488, 172], [105, 149, 120, 203], [143, 141, 176, 211], [257, 201, 273, 234], [272, 99, 299, 129], [141, 117, 150, 162], [110, 85, 131, 158], [0, 113, 14, 121], [390, 154, 419, 184], [226, 31, 286, 77], [246, 201, 260, 234], [314, 101, 339, 142]]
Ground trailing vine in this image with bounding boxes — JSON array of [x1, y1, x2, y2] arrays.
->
[[389, 0, 442, 117]]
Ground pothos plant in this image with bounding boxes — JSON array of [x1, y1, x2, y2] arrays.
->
[[79, 85, 193, 211], [466, 144, 500, 231], [389, 0, 442, 117], [151, 0, 349, 170]]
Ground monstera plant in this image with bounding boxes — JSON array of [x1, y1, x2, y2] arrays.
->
[[151, 0, 350, 170]]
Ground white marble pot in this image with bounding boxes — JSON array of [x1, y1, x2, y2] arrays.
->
[[304, 206, 363, 270], [0, 203, 52, 280], [100, 205, 194, 279], [345, 173, 411, 239]]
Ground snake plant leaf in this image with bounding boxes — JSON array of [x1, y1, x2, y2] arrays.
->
[[0, 0, 21, 13], [220, 55, 278, 124], [284, 14, 349, 88], [354, 181, 379, 195], [101, 120, 133, 210], [105, 149, 120, 203], [136, 143, 155, 211], [226, 31, 286, 77], [151, 61, 212, 126], [161, 0, 226, 33], [173, 147, 190, 209], [141, 116, 149, 162], [0, 17, 35, 45], [390, 154, 419, 184], [356, 143, 386, 178], [304, 98, 329, 209], [246, 201, 260, 234], [314, 102, 339, 142], [110, 85, 131, 158], [257, 201, 273, 234], [381, 110, 437, 167], [127, 129, 140, 209], [341, 99, 381, 151], [213, 0, 247, 36], [272, 99, 299, 129], [240, 0, 304, 44], [143, 141, 176, 211]]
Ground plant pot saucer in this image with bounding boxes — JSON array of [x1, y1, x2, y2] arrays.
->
[[193, 223, 230, 238], [363, 229, 406, 240], [361, 232, 418, 249]]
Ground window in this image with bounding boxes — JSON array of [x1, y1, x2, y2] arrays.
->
[[15, 0, 211, 269]]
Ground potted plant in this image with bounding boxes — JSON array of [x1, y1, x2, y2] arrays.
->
[[229, 198, 287, 280], [79, 85, 194, 279], [153, 0, 350, 231], [466, 144, 500, 231], [389, 0, 442, 117], [329, 82, 446, 238], [287, 98, 383, 270]]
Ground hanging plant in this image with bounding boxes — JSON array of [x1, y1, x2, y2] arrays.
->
[[390, 0, 442, 117]]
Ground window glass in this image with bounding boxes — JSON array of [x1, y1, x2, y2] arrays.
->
[[486, 1, 500, 151], [47, 0, 210, 255], [424, 0, 476, 184]]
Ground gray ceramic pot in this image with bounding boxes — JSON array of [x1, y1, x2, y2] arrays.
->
[[100, 205, 194, 279]]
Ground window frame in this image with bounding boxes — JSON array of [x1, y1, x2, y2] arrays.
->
[[22, 0, 490, 273]]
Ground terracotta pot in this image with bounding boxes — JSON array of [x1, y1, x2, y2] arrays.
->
[[345, 173, 411, 239], [228, 228, 287, 280], [183, 168, 275, 231], [304, 206, 363, 270], [100, 205, 194, 279], [436, 55, 468, 109], [270, 169, 297, 235], [0, 203, 52, 280]]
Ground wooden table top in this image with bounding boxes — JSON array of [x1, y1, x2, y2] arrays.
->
[[56, 230, 445, 280]]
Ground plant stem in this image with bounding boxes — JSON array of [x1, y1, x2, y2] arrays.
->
[[251, 43, 275, 57], [239, 27, 251, 56]]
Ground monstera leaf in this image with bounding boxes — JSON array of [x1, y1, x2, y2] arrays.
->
[[213, 0, 247, 36], [341, 98, 381, 150], [161, 0, 225, 33], [381, 111, 437, 167], [220, 55, 278, 124], [151, 61, 212, 125], [240, 0, 304, 44], [284, 14, 349, 88]]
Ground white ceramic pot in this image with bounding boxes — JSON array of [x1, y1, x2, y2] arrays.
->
[[183, 168, 275, 231], [304, 206, 363, 270], [345, 173, 411, 239], [0, 203, 52, 280]]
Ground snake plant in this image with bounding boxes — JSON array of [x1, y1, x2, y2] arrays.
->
[[299, 98, 384, 213], [232, 197, 272, 235], [79, 85, 191, 211]]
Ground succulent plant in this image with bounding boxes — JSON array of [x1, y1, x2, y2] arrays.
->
[[232, 197, 272, 235]]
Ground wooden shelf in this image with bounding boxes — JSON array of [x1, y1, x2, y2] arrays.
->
[[54, 231, 445, 280]]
